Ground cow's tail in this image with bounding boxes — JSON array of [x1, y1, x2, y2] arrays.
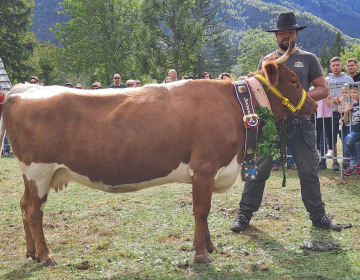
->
[[0, 114, 5, 160]]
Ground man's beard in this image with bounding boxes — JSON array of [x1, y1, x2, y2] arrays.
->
[[279, 39, 296, 51]]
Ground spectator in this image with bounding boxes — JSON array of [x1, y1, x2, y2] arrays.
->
[[168, 69, 178, 81], [91, 82, 101, 89], [75, 83, 83, 89], [163, 77, 173, 83], [202, 72, 211, 79], [325, 56, 354, 171], [344, 85, 360, 173], [135, 80, 142, 87], [316, 81, 333, 169], [345, 58, 360, 82], [29, 76, 39, 84], [126, 80, 136, 87], [0, 85, 10, 156], [65, 82, 73, 88], [109, 73, 127, 88], [220, 73, 233, 81]]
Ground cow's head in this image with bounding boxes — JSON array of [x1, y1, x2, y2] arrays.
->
[[257, 42, 317, 120]]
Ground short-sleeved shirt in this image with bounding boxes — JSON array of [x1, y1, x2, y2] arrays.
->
[[258, 49, 324, 121], [109, 83, 127, 88], [350, 102, 360, 132]]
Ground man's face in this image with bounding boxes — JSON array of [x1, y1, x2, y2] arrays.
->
[[330, 60, 343, 75], [30, 79, 37, 84], [168, 70, 177, 81], [114, 75, 121, 85], [275, 29, 298, 51], [346, 62, 358, 76]]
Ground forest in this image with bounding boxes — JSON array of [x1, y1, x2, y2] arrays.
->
[[1, 0, 360, 88]]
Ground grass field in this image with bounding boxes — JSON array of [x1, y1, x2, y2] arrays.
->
[[0, 156, 359, 279]]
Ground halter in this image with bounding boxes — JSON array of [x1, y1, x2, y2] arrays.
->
[[255, 74, 307, 114]]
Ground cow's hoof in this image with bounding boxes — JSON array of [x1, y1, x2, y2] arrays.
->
[[195, 253, 215, 263], [207, 244, 220, 253], [41, 259, 58, 266]]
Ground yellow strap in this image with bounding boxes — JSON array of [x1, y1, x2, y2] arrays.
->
[[255, 74, 306, 114]]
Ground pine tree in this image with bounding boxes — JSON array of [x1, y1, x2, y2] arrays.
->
[[329, 31, 344, 60], [319, 43, 330, 73], [191, 0, 235, 78], [0, 0, 37, 83]]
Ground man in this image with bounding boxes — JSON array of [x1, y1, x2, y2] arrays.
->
[[168, 69, 178, 82], [325, 57, 353, 171], [29, 76, 39, 84], [64, 82, 73, 88], [231, 12, 342, 232], [109, 73, 127, 88], [135, 80, 142, 87], [345, 58, 360, 82]]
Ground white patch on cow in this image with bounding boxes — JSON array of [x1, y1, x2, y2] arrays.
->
[[17, 155, 240, 197], [213, 155, 241, 193], [22, 210, 26, 220], [143, 79, 190, 91], [17, 160, 65, 199]]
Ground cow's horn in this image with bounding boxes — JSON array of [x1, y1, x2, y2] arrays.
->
[[274, 39, 292, 64]]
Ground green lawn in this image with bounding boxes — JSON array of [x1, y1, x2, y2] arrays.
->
[[0, 157, 359, 279]]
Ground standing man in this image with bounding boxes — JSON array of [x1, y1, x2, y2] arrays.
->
[[109, 73, 127, 88], [168, 69, 178, 82], [231, 12, 342, 232], [325, 57, 353, 171], [345, 58, 360, 82]]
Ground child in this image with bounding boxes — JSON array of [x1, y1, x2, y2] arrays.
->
[[343, 85, 360, 175]]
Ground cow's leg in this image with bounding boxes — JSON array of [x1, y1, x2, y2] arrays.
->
[[192, 175, 216, 263], [21, 176, 56, 266]]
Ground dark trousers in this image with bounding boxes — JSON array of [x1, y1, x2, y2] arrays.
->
[[238, 120, 325, 222]]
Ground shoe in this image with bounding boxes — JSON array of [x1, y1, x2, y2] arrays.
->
[[344, 168, 355, 176], [3, 152, 10, 156], [230, 213, 250, 232], [312, 215, 342, 232], [350, 156, 358, 166], [287, 164, 297, 170], [271, 165, 279, 171], [332, 161, 340, 171], [342, 163, 349, 170], [356, 169, 360, 175], [354, 163, 360, 169], [325, 150, 333, 158], [318, 163, 327, 170]]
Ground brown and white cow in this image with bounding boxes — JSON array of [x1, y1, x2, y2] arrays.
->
[[0, 55, 317, 266]]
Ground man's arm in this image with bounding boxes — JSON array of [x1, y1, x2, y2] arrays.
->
[[307, 76, 328, 101]]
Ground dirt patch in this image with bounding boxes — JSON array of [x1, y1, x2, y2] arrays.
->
[[300, 240, 342, 252]]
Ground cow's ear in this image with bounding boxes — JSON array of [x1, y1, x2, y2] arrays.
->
[[263, 61, 279, 88]]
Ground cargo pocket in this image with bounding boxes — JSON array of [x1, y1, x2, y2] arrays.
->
[[300, 121, 318, 170]]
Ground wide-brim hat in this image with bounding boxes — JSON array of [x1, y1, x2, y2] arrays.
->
[[266, 12, 307, 32]]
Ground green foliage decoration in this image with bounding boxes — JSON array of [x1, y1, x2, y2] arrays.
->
[[255, 105, 280, 160]]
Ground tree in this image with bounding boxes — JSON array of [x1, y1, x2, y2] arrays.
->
[[142, 0, 203, 79], [329, 31, 344, 59], [53, 0, 143, 86], [235, 27, 278, 77], [191, 0, 235, 78], [319, 43, 330, 73], [0, 0, 37, 83]]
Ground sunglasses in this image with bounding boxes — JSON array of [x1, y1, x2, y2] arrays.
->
[[136, 82, 141, 85], [114, 77, 120, 79], [30, 81, 37, 84], [75, 87, 82, 89], [128, 84, 134, 86]]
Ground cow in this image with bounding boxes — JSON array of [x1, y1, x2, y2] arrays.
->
[[0, 47, 317, 266]]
